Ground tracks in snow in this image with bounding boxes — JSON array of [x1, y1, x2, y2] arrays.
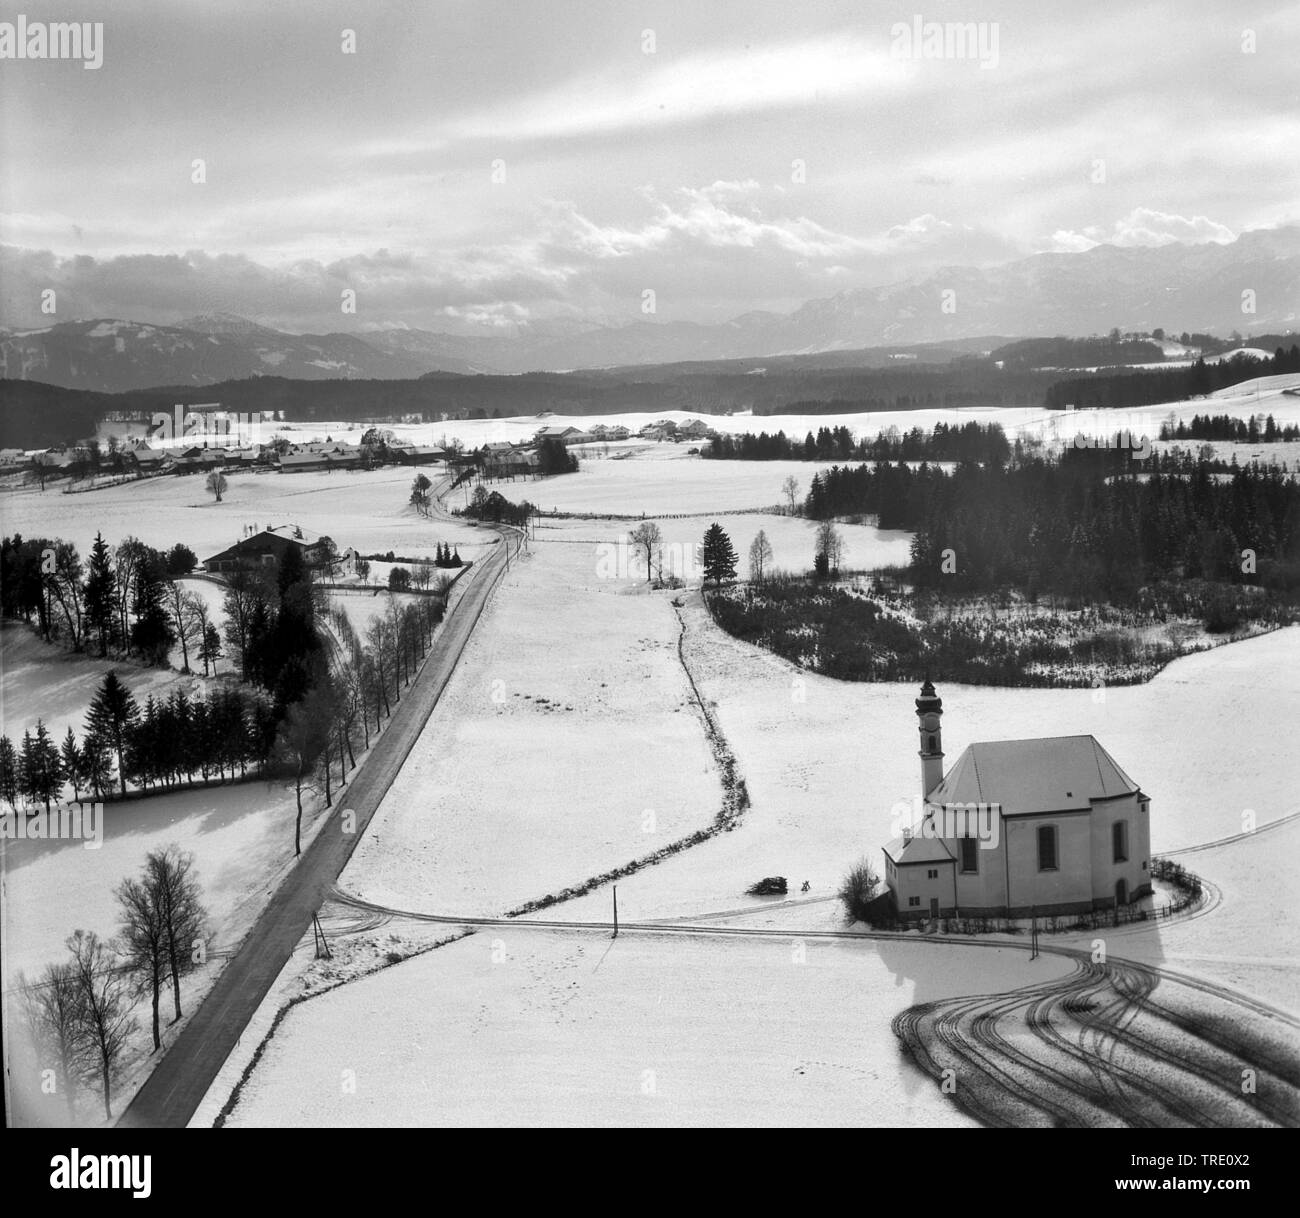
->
[[893, 949, 1300, 1127]]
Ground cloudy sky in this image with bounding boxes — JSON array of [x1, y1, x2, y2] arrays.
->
[[1, 0, 1297, 333]]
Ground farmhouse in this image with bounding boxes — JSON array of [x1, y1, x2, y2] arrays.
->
[[535, 425, 584, 444], [484, 448, 540, 479], [126, 447, 173, 474], [391, 445, 446, 465], [276, 451, 330, 473], [172, 447, 225, 474], [882, 680, 1152, 920], [203, 525, 333, 575], [275, 444, 360, 472]]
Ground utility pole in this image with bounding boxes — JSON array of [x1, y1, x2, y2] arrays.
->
[[612, 885, 618, 940]]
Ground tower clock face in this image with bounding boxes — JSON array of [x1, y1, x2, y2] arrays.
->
[[921, 712, 941, 731]]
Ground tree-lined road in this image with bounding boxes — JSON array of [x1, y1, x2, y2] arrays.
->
[[120, 508, 520, 1128]]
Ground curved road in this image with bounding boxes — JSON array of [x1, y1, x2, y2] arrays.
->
[[119, 493, 520, 1128]]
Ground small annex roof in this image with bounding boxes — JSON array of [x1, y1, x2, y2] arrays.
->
[[928, 735, 1140, 817], [882, 833, 955, 865]]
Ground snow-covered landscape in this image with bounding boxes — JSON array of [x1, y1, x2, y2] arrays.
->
[[4, 4, 1299, 1172]]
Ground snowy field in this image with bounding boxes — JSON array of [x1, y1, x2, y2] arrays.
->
[[253, 368, 1300, 469], [0, 622, 197, 745], [220, 927, 1071, 1127], [1061, 818, 1300, 1012], [545, 608, 1300, 928], [332, 515, 1300, 953], [1, 624, 328, 985], [0, 465, 489, 564], [2, 775, 315, 982], [537, 513, 912, 580], [518, 448, 880, 516], [338, 537, 722, 918]]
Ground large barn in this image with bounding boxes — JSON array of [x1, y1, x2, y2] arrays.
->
[[883, 680, 1152, 920]]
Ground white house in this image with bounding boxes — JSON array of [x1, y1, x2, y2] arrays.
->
[[883, 680, 1152, 921]]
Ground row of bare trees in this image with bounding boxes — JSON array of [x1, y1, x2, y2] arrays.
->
[[18, 846, 208, 1122], [274, 585, 452, 855]]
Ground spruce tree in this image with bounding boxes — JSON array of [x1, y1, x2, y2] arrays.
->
[[28, 721, 64, 812], [86, 672, 140, 797], [61, 727, 82, 802], [701, 523, 738, 586], [129, 551, 175, 664], [83, 532, 117, 657]]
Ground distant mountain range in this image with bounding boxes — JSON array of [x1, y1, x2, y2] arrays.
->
[[2, 227, 1296, 392]]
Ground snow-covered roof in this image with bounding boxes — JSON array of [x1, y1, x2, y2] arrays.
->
[[928, 735, 1140, 817], [883, 834, 955, 865]]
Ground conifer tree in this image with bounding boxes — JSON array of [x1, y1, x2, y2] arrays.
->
[[701, 523, 738, 586]]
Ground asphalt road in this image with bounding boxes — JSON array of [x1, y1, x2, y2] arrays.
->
[[119, 518, 518, 1128]]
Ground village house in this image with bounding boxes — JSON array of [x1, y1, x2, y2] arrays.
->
[[390, 445, 446, 465], [275, 444, 361, 473], [202, 525, 336, 575], [484, 447, 540, 480], [535, 424, 584, 444], [125, 446, 174, 474], [883, 681, 1152, 921]]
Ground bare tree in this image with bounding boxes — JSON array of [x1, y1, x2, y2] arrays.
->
[[164, 582, 204, 672], [116, 874, 168, 1051], [629, 521, 662, 586], [144, 846, 209, 1023], [205, 469, 228, 502], [66, 930, 136, 1120], [782, 475, 800, 514], [188, 592, 213, 673], [43, 541, 86, 649], [748, 529, 774, 584], [275, 690, 333, 854], [19, 961, 82, 1121], [815, 519, 844, 575], [112, 537, 147, 650]]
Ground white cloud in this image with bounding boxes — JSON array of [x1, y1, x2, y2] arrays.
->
[[1052, 208, 1237, 252]]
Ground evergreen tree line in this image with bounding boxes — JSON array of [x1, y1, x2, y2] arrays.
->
[[0, 676, 275, 806], [803, 451, 1300, 599], [1045, 346, 1300, 411], [16, 846, 207, 1120], [1159, 413, 1300, 443], [703, 421, 1012, 465]]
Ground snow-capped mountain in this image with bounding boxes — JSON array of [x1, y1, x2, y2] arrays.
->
[[0, 318, 443, 392], [2, 228, 1295, 391]]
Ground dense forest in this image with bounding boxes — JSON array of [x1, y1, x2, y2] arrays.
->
[[707, 445, 1300, 686], [800, 450, 1300, 599], [703, 420, 1012, 464], [1045, 345, 1300, 411], [1159, 413, 1300, 443]]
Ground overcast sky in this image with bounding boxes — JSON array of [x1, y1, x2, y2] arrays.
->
[[1, 0, 1297, 333]]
